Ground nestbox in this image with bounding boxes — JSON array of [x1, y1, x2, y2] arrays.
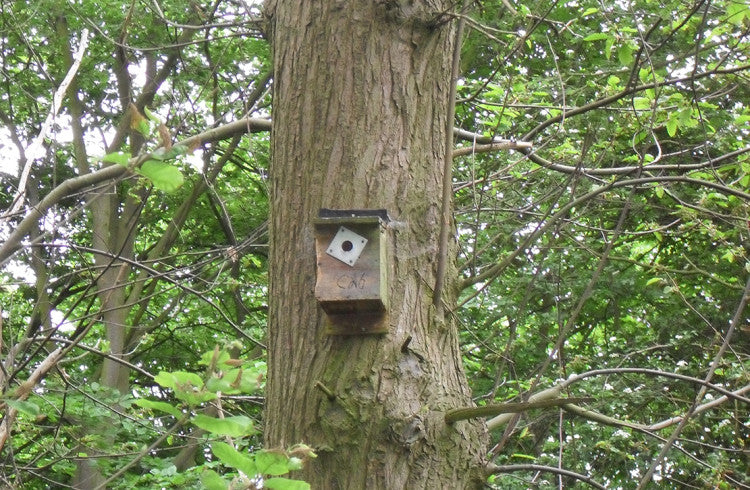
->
[[314, 209, 389, 335]]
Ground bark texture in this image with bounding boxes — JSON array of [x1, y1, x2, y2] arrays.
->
[[265, 1, 487, 487]]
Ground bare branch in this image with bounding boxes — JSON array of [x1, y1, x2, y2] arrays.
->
[[460, 175, 750, 291], [485, 463, 607, 490], [638, 274, 750, 488], [487, 368, 750, 433], [3, 28, 89, 220], [445, 397, 593, 424], [521, 63, 750, 142], [0, 118, 271, 266]]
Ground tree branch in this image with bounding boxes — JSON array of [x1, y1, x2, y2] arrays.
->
[[638, 274, 750, 488], [485, 463, 607, 489], [521, 63, 750, 143], [0, 118, 271, 266], [434, 14, 465, 313], [486, 368, 750, 433], [459, 175, 750, 291], [445, 397, 593, 424], [4, 28, 89, 219]]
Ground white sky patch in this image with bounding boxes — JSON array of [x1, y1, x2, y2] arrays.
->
[[0, 126, 21, 176], [51, 308, 75, 333], [1, 256, 35, 286]]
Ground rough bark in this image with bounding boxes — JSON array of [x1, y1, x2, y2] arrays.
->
[[265, 1, 487, 487]]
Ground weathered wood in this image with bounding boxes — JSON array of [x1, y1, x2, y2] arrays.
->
[[265, 0, 487, 487]]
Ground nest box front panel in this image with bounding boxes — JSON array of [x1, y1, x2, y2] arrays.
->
[[314, 222, 386, 315]]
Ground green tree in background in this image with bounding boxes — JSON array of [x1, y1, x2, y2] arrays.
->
[[0, 0, 747, 488]]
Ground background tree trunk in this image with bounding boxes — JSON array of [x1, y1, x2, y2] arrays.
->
[[265, 1, 487, 487]]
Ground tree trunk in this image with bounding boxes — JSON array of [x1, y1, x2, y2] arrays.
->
[[265, 1, 487, 487]]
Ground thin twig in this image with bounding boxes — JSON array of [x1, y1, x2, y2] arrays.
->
[[637, 274, 750, 489], [4, 28, 89, 220], [434, 11, 466, 313]]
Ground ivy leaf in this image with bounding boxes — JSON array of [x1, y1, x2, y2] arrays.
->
[[136, 160, 184, 192]]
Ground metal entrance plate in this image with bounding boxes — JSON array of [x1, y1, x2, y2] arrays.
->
[[326, 226, 368, 266]]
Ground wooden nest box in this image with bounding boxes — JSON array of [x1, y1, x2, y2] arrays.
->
[[313, 208, 389, 335]]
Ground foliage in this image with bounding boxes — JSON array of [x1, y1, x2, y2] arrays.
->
[[0, 0, 747, 488], [453, 0, 749, 487]]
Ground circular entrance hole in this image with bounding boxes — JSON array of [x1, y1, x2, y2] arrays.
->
[[341, 240, 354, 252]]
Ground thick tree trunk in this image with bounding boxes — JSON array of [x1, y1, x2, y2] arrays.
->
[[265, 1, 487, 487]]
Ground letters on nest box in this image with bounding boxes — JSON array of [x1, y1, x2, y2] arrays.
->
[[313, 209, 389, 335]]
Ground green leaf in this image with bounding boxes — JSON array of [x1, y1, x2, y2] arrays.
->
[[212, 442, 257, 476], [205, 375, 237, 394], [133, 399, 182, 418], [581, 7, 598, 17], [129, 105, 152, 137], [200, 470, 228, 490], [583, 33, 610, 42], [135, 119, 151, 138], [511, 453, 537, 460], [605, 37, 614, 60], [150, 147, 169, 161], [645, 277, 664, 286], [206, 367, 263, 395], [4, 399, 40, 417], [633, 97, 652, 110], [143, 106, 162, 123], [191, 414, 256, 437], [255, 450, 291, 476], [632, 130, 649, 145], [136, 160, 184, 192], [171, 144, 190, 156], [180, 390, 217, 406], [666, 117, 679, 137], [264, 477, 311, 490], [727, 2, 749, 25], [154, 371, 204, 390], [617, 45, 633, 65], [101, 151, 131, 166], [199, 348, 231, 367]]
